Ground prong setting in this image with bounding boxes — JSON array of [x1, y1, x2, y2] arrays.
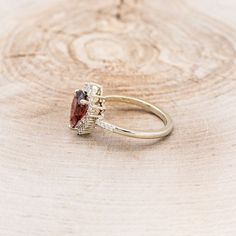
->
[[71, 82, 104, 135]]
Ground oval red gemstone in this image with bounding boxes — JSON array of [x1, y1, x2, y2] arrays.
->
[[70, 90, 88, 128]]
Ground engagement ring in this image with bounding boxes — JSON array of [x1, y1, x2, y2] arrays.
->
[[69, 82, 173, 139]]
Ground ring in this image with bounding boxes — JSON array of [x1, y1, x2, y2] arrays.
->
[[69, 82, 173, 139]]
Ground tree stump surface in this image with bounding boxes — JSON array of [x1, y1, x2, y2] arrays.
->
[[0, 0, 236, 235]]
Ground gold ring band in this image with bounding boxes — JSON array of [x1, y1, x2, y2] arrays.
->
[[96, 95, 173, 139]]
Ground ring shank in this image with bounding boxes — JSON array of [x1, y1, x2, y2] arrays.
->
[[95, 95, 173, 139]]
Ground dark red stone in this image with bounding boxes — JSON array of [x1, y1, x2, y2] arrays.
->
[[70, 90, 88, 128]]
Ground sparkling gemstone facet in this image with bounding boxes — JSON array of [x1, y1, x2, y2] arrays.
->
[[70, 90, 88, 128]]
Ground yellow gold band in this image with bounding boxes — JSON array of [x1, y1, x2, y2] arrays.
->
[[96, 95, 173, 139]]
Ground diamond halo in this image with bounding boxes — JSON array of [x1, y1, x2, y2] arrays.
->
[[70, 82, 104, 135]]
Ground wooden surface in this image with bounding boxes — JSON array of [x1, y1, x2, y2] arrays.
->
[[0, 0, 236, 235]]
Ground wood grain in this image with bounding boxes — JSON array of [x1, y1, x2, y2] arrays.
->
[[0, 0, 236, 235]]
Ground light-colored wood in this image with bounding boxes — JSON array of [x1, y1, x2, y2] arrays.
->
[[0, 0, 236, 235]]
